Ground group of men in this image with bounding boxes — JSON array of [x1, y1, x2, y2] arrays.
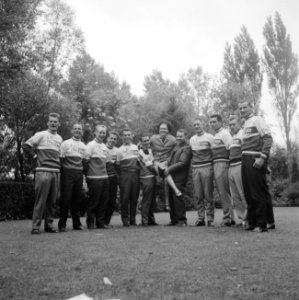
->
[[23, 99, 275, 234]]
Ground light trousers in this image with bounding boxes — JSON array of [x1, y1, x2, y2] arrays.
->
[[192, 165, 214, 222], [228, 163, 247, 221]]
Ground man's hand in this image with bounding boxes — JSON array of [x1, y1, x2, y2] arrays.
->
[[253, 157, 265, 169]]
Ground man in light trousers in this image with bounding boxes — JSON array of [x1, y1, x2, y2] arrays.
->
[[228, 115, 247, 227]]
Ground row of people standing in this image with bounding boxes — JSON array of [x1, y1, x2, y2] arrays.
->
[[23, 99, 275, 234]]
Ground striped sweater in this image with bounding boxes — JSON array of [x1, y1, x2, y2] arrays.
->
[[24, 130, 62, 172], [189, 132, 214, 166], [60, 137, 86, 171], [117, 143, 139, 172], [212, 128, 232, 162], [229, 129, 243, 164], [241, 114, 273, 159], [139, 148, 155, 178], [106, 145, 118, 177], [85, 139, 109, 179]]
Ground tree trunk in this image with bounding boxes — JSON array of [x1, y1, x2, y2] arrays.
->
[[15, 122, 25, 182]]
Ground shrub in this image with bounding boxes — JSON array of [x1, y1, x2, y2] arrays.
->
[[0, 181, 35, 220], [283, 181, 299, 206]]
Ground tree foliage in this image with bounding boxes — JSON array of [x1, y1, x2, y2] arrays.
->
[[218, 26, 263, 114], [263, 12, 299, 158]]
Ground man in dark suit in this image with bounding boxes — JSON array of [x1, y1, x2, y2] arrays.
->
[[163, 129, 192, 226]]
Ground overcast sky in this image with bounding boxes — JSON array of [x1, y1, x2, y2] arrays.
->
[[63, 0, 299, 143]]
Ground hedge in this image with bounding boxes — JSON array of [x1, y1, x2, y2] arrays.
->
[[0, 181, 35, 220], [1, 178, 298, 221]]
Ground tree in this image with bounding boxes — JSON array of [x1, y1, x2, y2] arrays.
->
[[0, 0, 41, 80], [263, 12, 299, 176], [30, 0, 84, 95], [178, 67, 216, 116], [218, 26, 262, 114]]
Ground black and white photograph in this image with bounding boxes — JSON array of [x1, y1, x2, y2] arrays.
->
[[0, 0, 298, 299]]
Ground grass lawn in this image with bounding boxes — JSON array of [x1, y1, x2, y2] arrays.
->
[[0, 208, 299, 300]]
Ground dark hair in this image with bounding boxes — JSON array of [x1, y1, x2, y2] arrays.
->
[[229, 114, 239, 122], [158, 120, 172, 132], [95, 124, 107, 132], [107, 130, 119, 138], [72, 123, 83, 129], [49, 112, 60, 120], [140, 132, 150, 139], [210, 114, 222, 122], [122, 128, 131, 135]]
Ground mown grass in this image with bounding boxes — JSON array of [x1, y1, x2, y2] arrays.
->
[[0, 208, 298, 300]]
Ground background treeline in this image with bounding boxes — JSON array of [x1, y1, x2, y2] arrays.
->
[[0, 0, 299, 218]]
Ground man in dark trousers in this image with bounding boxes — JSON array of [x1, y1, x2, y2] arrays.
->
[[239, 101, 275, 232], [163, 129, 192, 226], [84, 124, 109, 229], [58, 123, 86, 232], [104, 131, 119, 226], [139, 134, 158, 226], [117, 128, 140, 226]]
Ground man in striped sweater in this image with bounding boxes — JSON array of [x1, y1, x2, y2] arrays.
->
[[239, 101, 275, 232], [210, 114, 235, 226], [23, 113, 63, 234], [190, 118, 215, 227], [104, 131, 119, 226], [138, 134, 158, 226], [228, 115, 247, 227], [117, 128, 140, 226], [58, 123, 86, 232], [84, 124, 109, 229]]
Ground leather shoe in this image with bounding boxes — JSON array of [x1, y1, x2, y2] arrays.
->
[[207, 221, 215, 227], [73, 226, 83, 230], [176, 222, 187, 227], [59, 227, 66, 232], [31, 229, 40, 234], [148, 222, 158, 226], [166, 222, 177, 226], [97, 224, 110, 229], [267, 223, 275, 230], [45, 227, 57, 233], [253, 227, 268, 233], [195, 220, 205, 226]]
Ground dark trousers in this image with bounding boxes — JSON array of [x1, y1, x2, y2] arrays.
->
[[86, 178, 109, 228], [168, 181, 187, 224], [104, 175, 118, 225], [58, 169, 83, 229], [119, 171, 140, 225], [140, 177, 156, 225], [241, 155, 275, 229]]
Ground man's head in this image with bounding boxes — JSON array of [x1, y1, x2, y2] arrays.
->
[[72, 123, 83, 140], [193, 118, 204, 135], [158, 121, 170, 139], [47, 113, 60, 133], [209, 114, 222, 132], [106, 131, 118, 148], [94, 124, 107, 143], [176, 129, 186, 145], [140, 134, 150, 150], [122, 128, 132, 145], [238, 101, 252, 119], [229, 115, 241, 135]]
